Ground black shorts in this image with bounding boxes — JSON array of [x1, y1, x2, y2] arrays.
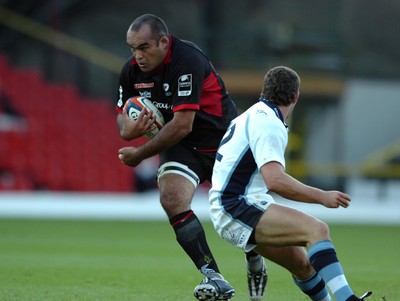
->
[[157, 142, 217, 187]]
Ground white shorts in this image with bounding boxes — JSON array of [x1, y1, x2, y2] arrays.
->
[[209, 192, 275, 252]]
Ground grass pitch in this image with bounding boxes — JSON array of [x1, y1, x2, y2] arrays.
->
[[0, 218, 398, 301]]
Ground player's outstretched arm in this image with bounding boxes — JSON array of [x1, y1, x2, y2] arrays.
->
[[261, 161, 351, 208]]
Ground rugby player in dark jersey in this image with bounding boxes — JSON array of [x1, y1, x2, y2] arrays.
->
[[116, 14, 237, 300]]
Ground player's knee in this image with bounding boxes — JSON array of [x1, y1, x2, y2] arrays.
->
[[160, 191, 191, 218], [160, 194, 179, 215], [158, 174, 196, 217], [311, 220, 330, 242], [305, 219, 330, 248]]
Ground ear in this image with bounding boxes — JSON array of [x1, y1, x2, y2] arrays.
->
[[159, 36, 169, 49], [293, 90, 300, 104]]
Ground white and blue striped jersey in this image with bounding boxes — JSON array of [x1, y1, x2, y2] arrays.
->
[[209, 98, 288, 250]]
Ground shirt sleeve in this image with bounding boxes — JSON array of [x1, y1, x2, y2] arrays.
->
[[115, 60, 138, 114], [248, 113, 288, 170], [171, 54, 208, 113]]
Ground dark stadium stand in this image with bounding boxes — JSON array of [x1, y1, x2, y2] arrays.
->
[[0, 54, 138, 192]]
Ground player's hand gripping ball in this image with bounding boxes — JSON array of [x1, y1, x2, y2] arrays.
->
[[124, 96, 165, 138]]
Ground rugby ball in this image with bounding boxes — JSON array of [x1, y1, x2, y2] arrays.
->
[[125, 96, 165, 138]]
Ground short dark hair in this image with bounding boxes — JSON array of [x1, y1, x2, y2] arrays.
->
[[261, 66, 300, 106], [128, 14, 169, 39]]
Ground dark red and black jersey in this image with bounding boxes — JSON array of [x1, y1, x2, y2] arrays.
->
[[116, 35, 237, 151]]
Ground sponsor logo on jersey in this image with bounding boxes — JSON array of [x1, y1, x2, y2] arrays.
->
[[163, 83, 172, 97], [139, 91, 152, 99], [117, 85, 124, 108], [134, 82, 154, 89], [256, 109, 267, 116], [178, 74, 192, 96], [153, 102, 172, 110]]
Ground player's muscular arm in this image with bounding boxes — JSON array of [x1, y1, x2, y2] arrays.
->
[[141, 110, 194, 153], [119, 110, 195, 167], [261, 161, 351, 208]]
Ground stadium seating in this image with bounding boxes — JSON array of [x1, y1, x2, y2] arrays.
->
[[0, 54, 141, 192]]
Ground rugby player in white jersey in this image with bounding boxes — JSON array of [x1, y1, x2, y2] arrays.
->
[[209, 66, 372, 301]]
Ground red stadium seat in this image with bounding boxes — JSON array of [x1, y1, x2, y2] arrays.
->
[[0, 53, 135, 192]]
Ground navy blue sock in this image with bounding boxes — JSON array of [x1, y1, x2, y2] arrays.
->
[[293, 272, 332, 301]]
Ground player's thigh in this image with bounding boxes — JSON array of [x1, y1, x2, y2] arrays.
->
[[255, 203, 328, 248], [256, 245, 314, 279]]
